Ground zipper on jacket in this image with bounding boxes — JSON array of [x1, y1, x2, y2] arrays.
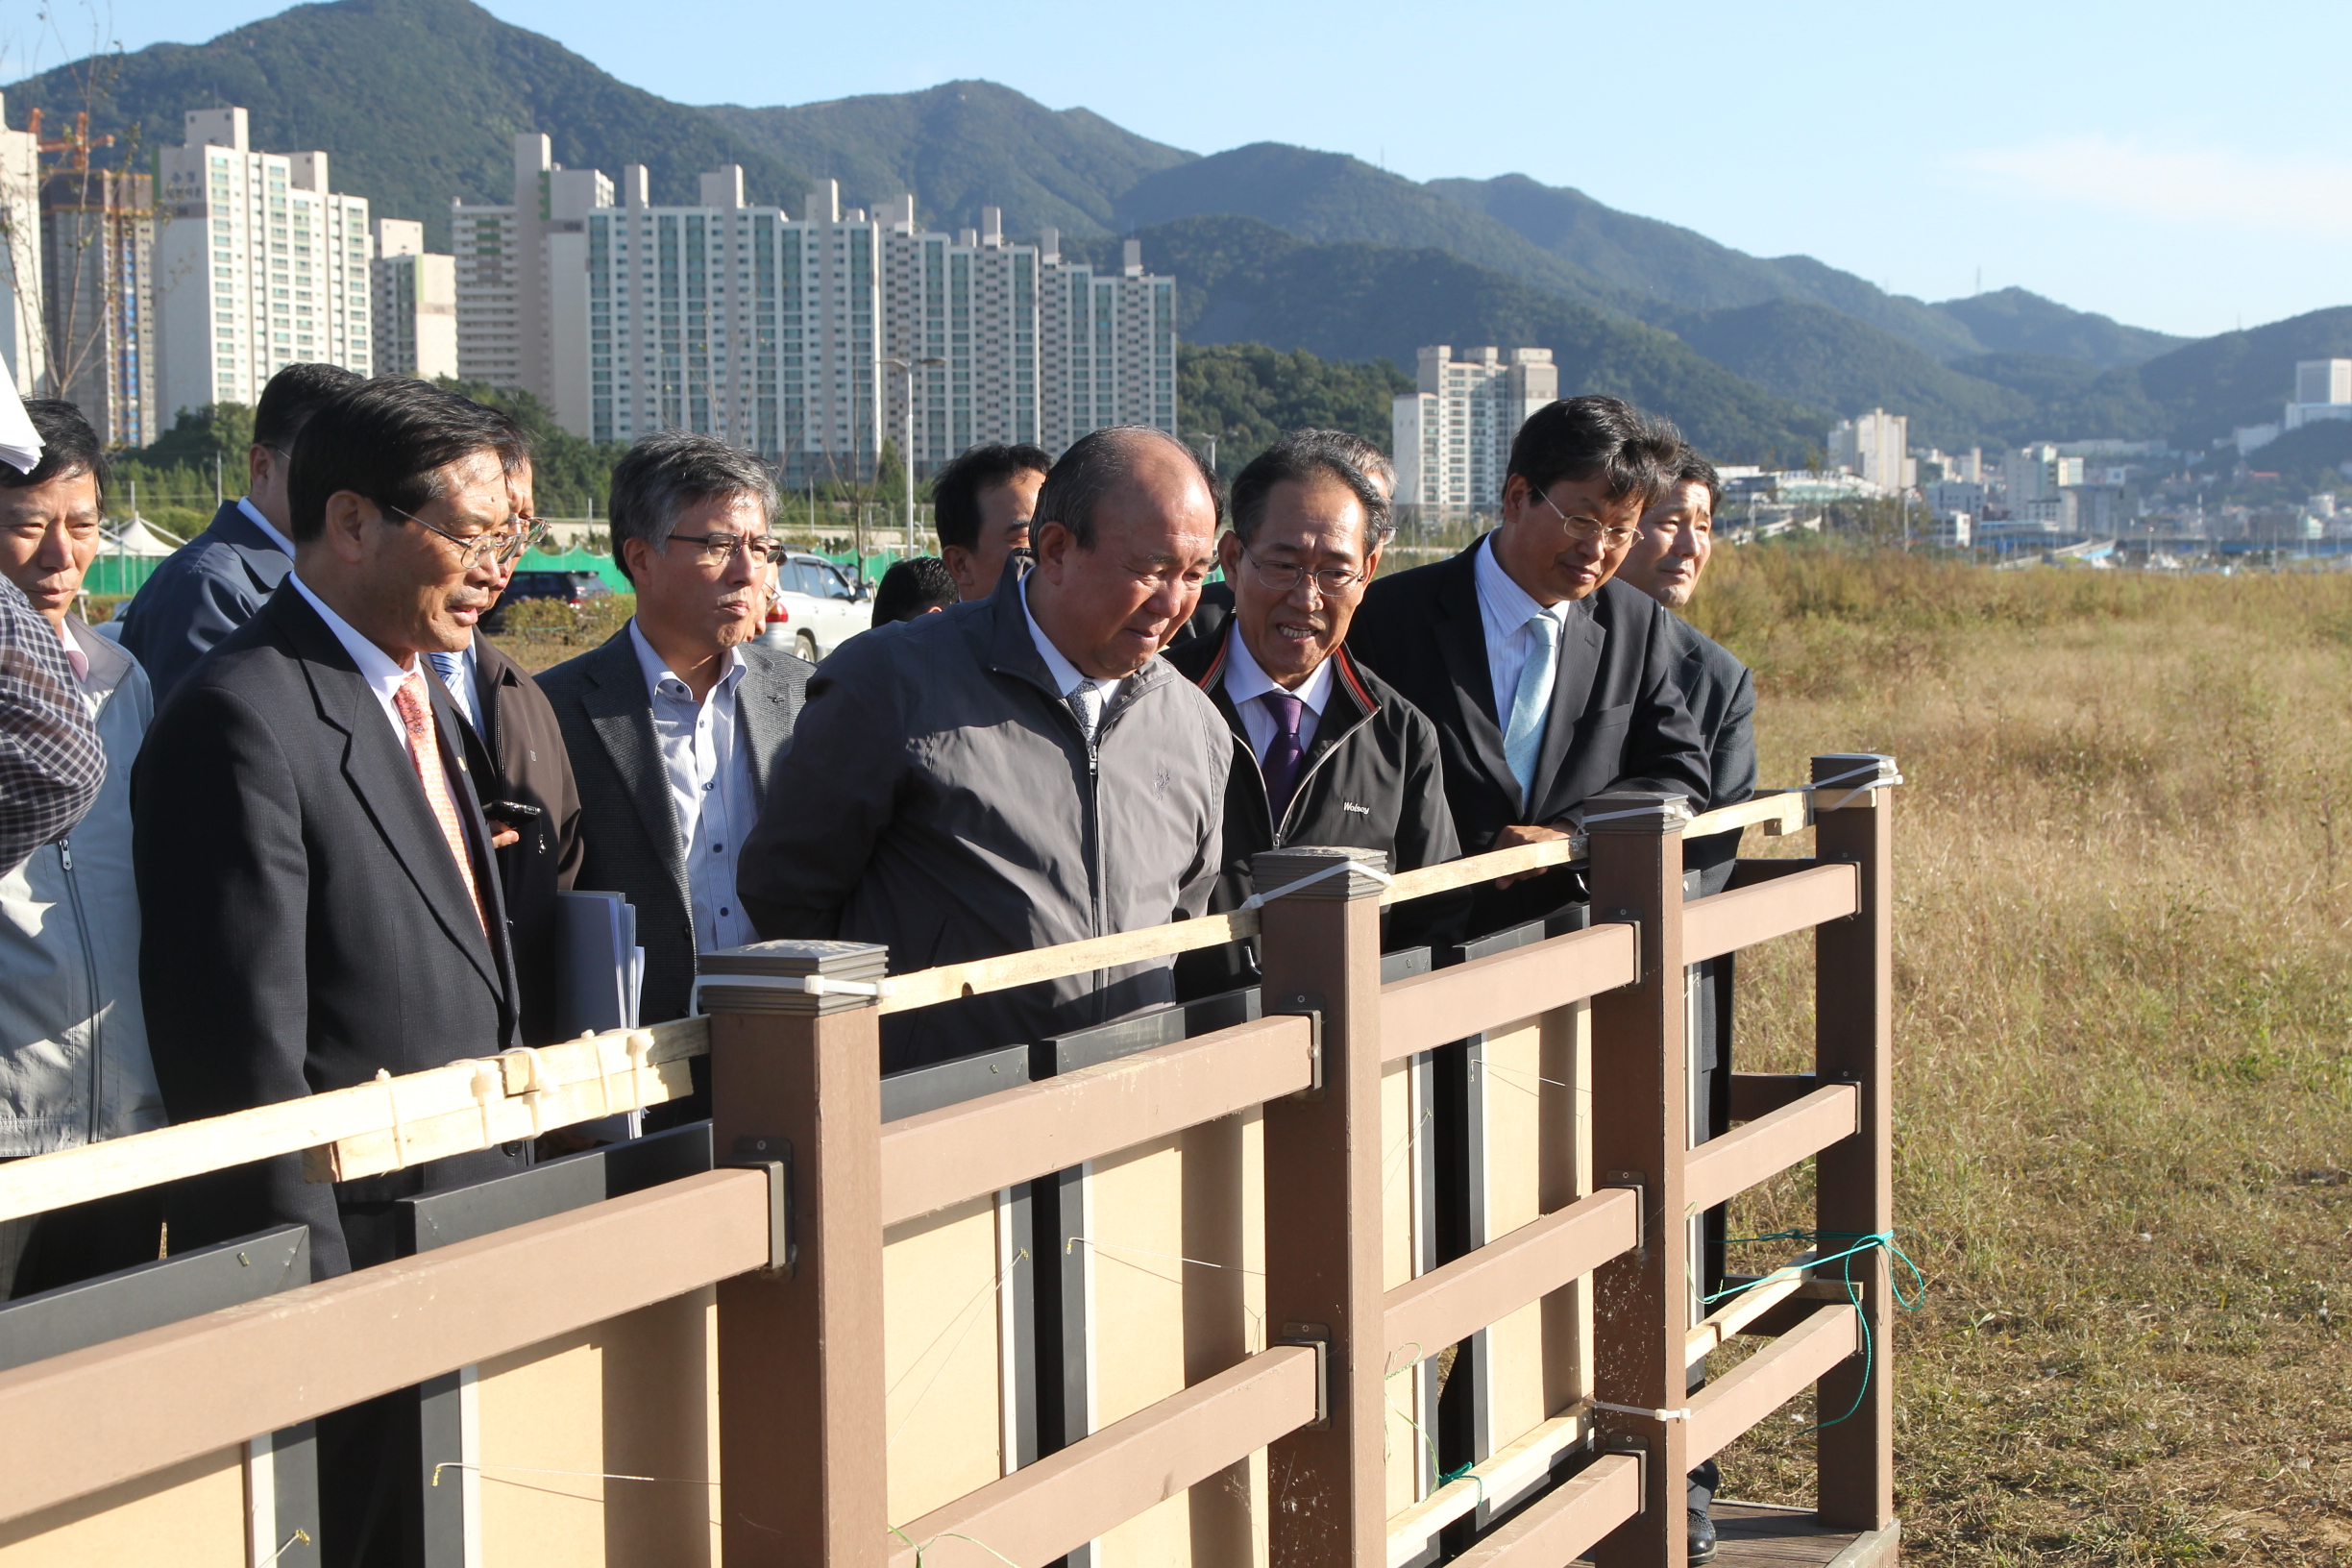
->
[[1270, 705, 1376, 845], [58, 838, 104, 1145]]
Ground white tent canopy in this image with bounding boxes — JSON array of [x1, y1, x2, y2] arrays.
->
[[105, 516, 182, 557]]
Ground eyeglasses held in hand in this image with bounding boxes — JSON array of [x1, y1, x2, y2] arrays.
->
[[1530, 487, 1637, 549], [668, 531, 788, 567], [383, 503, 547, 568], [1241, 547, 1365, 598]]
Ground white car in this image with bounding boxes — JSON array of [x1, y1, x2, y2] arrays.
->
[[759, 551, 870, 661]]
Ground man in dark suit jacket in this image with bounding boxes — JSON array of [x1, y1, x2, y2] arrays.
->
[[133, 380, 539, 1566], [114, 362, 362, 700], [537, 432, 811, 1122], [1347, 396, 1708, 937]]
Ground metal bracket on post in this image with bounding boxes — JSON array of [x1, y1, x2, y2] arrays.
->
[[1605, 1170, 1648, 1263], [1269, 995, 1326, 1099], [1598, 1433, 1650, 1511], [725, 1135, 796, 1279], [1276, 1323, 1332, 1427]]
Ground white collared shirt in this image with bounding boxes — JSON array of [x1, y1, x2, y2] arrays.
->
[[1022, 575, 1121, 714], [55, 621, 86, 684], [1474, 533, 1574, 724], [237, 496, 296, 559], [1220, 623, 1334, 764], [629, 620, 757, 955], [288, 572, 418, 747]]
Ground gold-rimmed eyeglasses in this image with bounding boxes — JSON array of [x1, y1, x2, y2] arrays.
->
[[383, 502, 547, 568], [668, 530, 788, 567], [1529, 486, 1637, 549], [1239, 547, 1366, 599]]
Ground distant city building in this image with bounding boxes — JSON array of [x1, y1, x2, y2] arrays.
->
[[0, 93, 46, 399], [1826, 408, 1915, 491], [452, 135, 610, 399], [1926, 479, 1986, 521], [880, 200, 1041, 468], [1920, 446, 1983, 484], [1038, 233, 1177, 455], [2283, 358, 2352, 433], [39, 167, 155, 448], [2003, 443, 2084, 529], [1927, 513, 1972, 549], [1392, 345, 1558, 512], [371, 218, 456, 380], [154, 107, 372, 419]]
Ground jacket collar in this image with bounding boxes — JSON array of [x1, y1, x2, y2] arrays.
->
[[575, 626, 691, 882], [982, 557, 1167, 723], [205, 501, 297, 593], [63, 617, 135, 706], [1432, 540, 1521, 811]]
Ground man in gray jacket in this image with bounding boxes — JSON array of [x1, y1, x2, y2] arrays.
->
[[740, 427, 1229, 1071]]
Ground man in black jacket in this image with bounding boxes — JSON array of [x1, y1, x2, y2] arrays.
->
[[1167, 432, 1458, 995], [1347, 396, 1708, 937]]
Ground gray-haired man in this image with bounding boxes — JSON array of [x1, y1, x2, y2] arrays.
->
[[536, 432, 813, 1121]]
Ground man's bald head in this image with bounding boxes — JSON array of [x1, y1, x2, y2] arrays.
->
[[1027, 427, 1223, 678], [1032, 427, 1223, 551]]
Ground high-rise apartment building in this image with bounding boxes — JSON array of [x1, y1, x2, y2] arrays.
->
[[153, 108, 372, 419], [0, 93, 46, 399], [1039, 233, 1177, 453], [452, 135, 611, 398], [1391, 345, 1557, 513], [880, 200, 1041, 466], [2284, 358, 2352, 433], [1826, 408, 1915, 491], [39, 168, 156, 449], [371, 218, 456, 380]]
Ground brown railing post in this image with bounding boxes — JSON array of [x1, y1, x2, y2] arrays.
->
[[1810, 754, 1897, 1531], [1253, 845, 1390, 1568], [1584, 791, 1693, 1568], [703, 941, 891, 1568]]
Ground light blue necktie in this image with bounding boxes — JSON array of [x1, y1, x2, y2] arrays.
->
[[1502, 611, 1559, 803], [427, 649, 468, 716]]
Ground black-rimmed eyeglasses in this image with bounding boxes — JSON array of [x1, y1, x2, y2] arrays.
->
[[1239, 547, 1366, 598]]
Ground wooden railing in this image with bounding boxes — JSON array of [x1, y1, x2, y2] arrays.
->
[[0, 752, 1898, 1568]]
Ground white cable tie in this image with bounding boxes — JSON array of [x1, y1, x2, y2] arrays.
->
[[469, 1060, 502, 1148], [689, 971, 889, 1015], [626, 1031, 653, 1113], [594, 1032, 614, 1116], [1237, 858, 1394, 910], [1579, 801, 1694, 827], [374, 1069, 407, 1168], [1589, 1399, 1693, 1421]]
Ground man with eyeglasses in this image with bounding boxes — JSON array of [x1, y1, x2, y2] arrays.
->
[[133, 379, 539, 1561], [1348, 394, 1708, 938], [115, 361, 362, 700], [537, 431, 811, 1121], [1165, 431, 1459, 995]]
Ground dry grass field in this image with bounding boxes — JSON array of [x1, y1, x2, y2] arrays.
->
[[1687, 548, 2352, 1564]]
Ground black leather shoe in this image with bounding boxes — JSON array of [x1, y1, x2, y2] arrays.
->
[[1687, 1507, 1719, 1564]]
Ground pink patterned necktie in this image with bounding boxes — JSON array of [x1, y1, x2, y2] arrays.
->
[[393, 671, 487, 936]]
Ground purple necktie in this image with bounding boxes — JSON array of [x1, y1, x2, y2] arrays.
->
[[1260, 690, 1308, 822]]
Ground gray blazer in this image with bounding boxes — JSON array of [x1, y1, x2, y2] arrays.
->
[[1665, 616, 1757, 897], [115, 502, 294, 703], [534, 627, 813, 1028]]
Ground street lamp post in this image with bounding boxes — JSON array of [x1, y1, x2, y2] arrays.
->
[[883, 356, 948, 551]]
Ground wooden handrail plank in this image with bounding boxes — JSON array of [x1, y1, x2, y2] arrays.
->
[[1383, 1188, 1638, 1361], [1682, 1084, 1860, 1214], [0, 1018, 710, 1225], [1687, 1303, 1861, 1467], [1384, 1411, 1588, 1567], [1727, 1072, 1819, 1122], [1685, 790, 1810, 840], [884, 1343, 1320, 1568], [1443, 1450, 1644, 1568], [877, 912, 1256, 1015], [1379, 923, 1637, 1061], [1681, 862, 1857, 965], [0, 1167, 771, 1525], [879, 1014, 1313, 1226], [1684, 1251, 1818, 1366]]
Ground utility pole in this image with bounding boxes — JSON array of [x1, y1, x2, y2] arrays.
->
[[882, 355, 946, 550]]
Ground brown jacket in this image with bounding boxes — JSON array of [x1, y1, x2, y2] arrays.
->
[[462, 635, 584, 1045]]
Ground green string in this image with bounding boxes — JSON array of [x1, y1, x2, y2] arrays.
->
[[1703, 1228, 1925, 1431]]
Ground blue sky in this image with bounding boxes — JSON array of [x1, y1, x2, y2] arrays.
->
[[10, 0, 2345, 339]]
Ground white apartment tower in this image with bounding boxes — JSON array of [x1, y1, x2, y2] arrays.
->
[[154, 108, 372, 419], [371, 218, 456, 380], [1826, 408, 1915, 491], [40, 169, 156, 449], [452, 135, 611, 398], [1392, 345, 1557, 513], [0, 93, 48, 398], [1038, 233, 1178, 452], [578, 171, 880, 483], [2284, 358, 2352, 432], [880, 199, 1041, 468]]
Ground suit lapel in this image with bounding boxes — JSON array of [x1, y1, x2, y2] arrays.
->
[[271, 591, 506, 996], [209, 503, 294, 598], [580, 634, 690, 878], [735, 648, 797, 807], [1432, 547, 1522, 815], [1531, 598, 1605, 821]]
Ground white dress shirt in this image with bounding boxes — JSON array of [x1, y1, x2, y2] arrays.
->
[[288, 573, 421, 747], [1474, 533, 1574, 724], [629, 620, 758, 955], [1022, 576, 1121, 713], [1220, 623, 1335, 763], [238, 496, 296, 559]]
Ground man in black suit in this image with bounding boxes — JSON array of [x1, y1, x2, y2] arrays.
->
[[1614, 449, 1755, 1563], [134, 379, 538, 1565], [1347, 395, 1708, 937], [115, 362, 362, 700], [1168, 429, 1393, 653], [536, 432, 811, 1122], [933, 442, 1048, 602]]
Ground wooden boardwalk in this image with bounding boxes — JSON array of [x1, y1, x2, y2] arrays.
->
[[1709, 1502, 1900, 1566]]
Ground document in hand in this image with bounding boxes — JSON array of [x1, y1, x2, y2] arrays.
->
[[556, 890, 646, 1139]]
